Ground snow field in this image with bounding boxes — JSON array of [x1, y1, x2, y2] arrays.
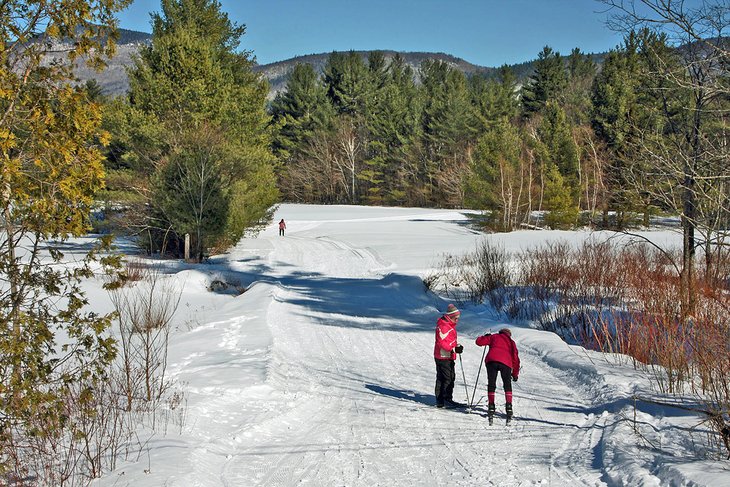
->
[[93, 204, 724, 487]]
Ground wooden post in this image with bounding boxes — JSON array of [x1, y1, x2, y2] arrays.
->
[[184, 233, 190, 261]]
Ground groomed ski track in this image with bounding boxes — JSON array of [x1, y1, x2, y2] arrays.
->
[[103, 206, 627, 486]]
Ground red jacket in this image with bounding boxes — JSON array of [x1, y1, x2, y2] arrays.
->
[[434, 315, 458, 360], [475, 330, 520, 378]]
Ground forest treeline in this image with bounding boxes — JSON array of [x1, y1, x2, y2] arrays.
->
[[269, 37, 727, 231]]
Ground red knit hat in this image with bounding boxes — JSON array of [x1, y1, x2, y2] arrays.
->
[[445, 304, 460, 317]]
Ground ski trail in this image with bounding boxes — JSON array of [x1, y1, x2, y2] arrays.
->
[[261, 233, 390, 278], [126, 221, 613, 486], [511, 343, 608, 486], [216, 230, 611, 486]]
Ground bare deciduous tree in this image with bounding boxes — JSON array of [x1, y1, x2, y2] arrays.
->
[[600, 0, 730, 314], [109, 261, 181, 410]]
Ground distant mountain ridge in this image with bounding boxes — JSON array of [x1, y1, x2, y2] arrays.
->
[[55, 28, 606, 97], [255, 50, 502, 98]]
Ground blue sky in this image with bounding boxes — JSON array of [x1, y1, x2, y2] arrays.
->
[[117, 0, 628, 67]]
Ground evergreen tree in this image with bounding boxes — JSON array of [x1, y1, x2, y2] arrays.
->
[[539, 102, 580, 199], [597, 0, 730, 317], [591, 30, 673, 227], [123, 0, 278, 258], [420, 59, 478, 206], [521, 46, 568, 116], [323, 51, 371, 117], [564, 48, 597, 125], [364, 54, 423, 204], [367, 51, 390, 93], [591, 33, 644, 149], [0, 0, 129, 479], [270, 63, 335, 200], [271, 63, 334, 159], [591, 36, 643, 226], [470, 65, 519, 133], [542, 162, 579, 228], [466, 119, 529, 230]]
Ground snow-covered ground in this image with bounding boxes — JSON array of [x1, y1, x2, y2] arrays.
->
[[91, 204, 728, 486]]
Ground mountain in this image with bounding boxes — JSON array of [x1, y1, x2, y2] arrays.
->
[[53, 28, 606, 98], [80, 30, 151, 95]]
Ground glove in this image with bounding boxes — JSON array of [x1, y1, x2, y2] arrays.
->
[[455, 344, 464, 354], [512, 375, 518, 382], [482, 333, 491, 338]]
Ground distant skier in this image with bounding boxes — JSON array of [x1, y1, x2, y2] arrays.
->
[[475, 328, 520, 421], [434, 304, 464, 408], [278, 219, 286, 236]]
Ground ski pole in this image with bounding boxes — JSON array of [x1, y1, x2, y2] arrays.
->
[[458, 353, 470, 407], [470, 345, 487, 406], [472, 394, 486, 408]]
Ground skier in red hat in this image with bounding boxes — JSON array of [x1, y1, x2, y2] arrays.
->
[[434, 304, 464, 409]]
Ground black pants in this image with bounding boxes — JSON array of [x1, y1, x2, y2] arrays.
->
[[435, 359, 455, 405], [279, 229, 284, 236], [486, 361, 512, 393]]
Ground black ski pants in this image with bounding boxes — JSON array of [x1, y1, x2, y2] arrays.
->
[[435, 358, 456, 405], [486, 361, 512, 393]]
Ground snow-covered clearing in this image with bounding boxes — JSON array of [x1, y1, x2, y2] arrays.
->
[[92, 204, 728, 486]]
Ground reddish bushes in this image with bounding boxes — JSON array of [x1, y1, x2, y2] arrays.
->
[[427, 236, 730, 457]]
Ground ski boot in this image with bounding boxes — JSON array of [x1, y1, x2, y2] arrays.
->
[[444, 399, 465, 409], [487, 403, 495, 425], [505, 403, 513, 423]]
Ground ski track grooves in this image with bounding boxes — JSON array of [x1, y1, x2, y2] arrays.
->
[[203, 229, 608, 486]]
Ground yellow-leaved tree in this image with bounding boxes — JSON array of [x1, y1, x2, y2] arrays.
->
[[0, 0, 130, 483]]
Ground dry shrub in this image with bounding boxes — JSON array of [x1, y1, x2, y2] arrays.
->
[[0, 373, 135, 486], [518, 241, 583, 333], [122, 257, 147, 283], [536, 239, 730, 458], [109, 265, 181, 409], [461, 240, 513, 307], [519, 240, 572, 302], [423, 253, 473, 304], [423, 240, 515, 306], [0, 263, 188, 485], [427, 236, 730, 457]]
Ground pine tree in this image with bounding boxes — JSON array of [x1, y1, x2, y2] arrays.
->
[[420, 59, 478, 206], [591, 35, 644, 227], [521, 46, 568, 116], [564, 48, 597, 125], [362, 53, 422, 204], [323, 51, 372, 117], [542, 162, 579, 228], [271, 63, 334, 160], [590, 30, 672, 228], [470, 65, 520, 133], [122, 0, 278, 258], [539, 103, 580, 195], [466, 119, 530, 230], [537, 102, 581, 227], [270, 63, 335, 200]]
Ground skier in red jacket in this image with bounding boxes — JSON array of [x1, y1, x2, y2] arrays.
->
[[475, 328, 520, 420], [433, 304, 464, 408]]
